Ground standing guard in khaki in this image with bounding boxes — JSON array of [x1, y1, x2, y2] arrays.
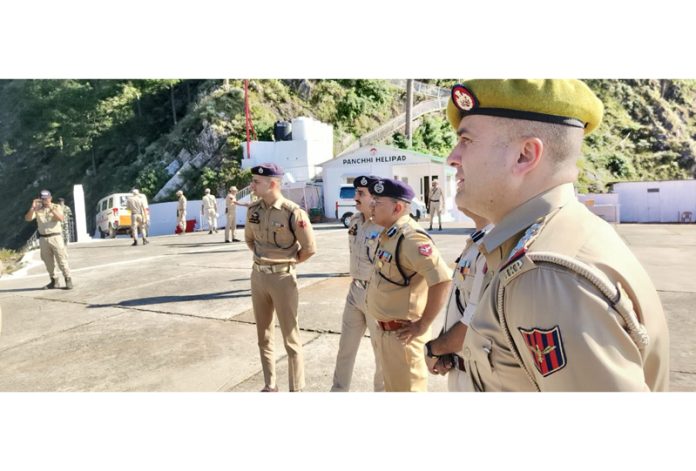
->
[[176, 190, 187, 234], [244, 163, 316, 392], [224, 186, 241, 243], [127, 189, 149, 246], [424, 210, 492, 391], [445, 79, 669, 391], [24, 190, 73, 289], [330, 175, 384, 392], [427, 180, 444, 231], [201, 188, 218, 234], [366, 178, 451, 392]]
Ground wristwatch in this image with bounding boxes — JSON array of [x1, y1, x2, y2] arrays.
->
[[424, 340, 439, 359]]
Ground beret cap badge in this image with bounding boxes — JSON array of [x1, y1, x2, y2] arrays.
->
[[360, 177, 367, 185], [452, 84, 477, 112], [258, 168, 264, 174], [374, 182, 384, 194]]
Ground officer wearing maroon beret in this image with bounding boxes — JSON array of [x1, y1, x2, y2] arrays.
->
[[330, 175, 384, 392], [365, 178, 451, 391], [244, 163, 316, 392]]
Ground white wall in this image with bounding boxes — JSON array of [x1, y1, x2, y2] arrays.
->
[[613, 180, 696, 223], [240, 116, 333, 183]]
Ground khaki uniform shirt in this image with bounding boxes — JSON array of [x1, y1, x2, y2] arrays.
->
[[202, 194, 217, 212], [366, 215, 451, 322], [226, 194, 237, 214], [244, 196, 316, 264], [31, 204, 63, 235], [347, 213, 383, 282], [464, 183, 669, 392], [177, 195, 187, 212], [127, 195, 146, 216], [429, 186, 443, 211]]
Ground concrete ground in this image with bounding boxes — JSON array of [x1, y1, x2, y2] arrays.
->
[[0, 222, 694, 392]]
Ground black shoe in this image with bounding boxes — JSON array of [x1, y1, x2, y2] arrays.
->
[[143, 239, 149, 245], [43, 278, 58, 290], [225, 240, 231, 243], [428, 226, 433, 231], [438, 227, 442, 231], [232, 238, 241, 242], [131, 240, 138, 246], [65, 277, 73, 290], [208, 231, 213, 235]]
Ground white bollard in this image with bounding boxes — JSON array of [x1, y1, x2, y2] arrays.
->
[[73, 184, 92, 242]]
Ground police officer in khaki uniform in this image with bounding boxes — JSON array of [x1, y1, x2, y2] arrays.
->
[[424, 209, 492, 391], [176, 190, 187, 234], [201, 188, 218, 234], [127, 189, 149, 246], [224, 186, 241, 243], [427, 180, 444, 231], [24, 190, 73, 289], [330, 175, 384, 392], [245, 163, 317, 392], [445, 79, 669, 391], [366, 179, 451, 392]]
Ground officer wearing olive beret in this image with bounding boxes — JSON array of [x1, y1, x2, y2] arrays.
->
[[244, 163, 317, 392], [331, 175, 384, 392], [365, 178, 451, 392], [445, 79, 669, 391]]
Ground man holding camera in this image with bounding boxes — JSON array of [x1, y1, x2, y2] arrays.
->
[[24, 190, 73, 290]]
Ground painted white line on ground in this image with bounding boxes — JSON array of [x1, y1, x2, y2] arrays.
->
[[2, 255, 169, 280]]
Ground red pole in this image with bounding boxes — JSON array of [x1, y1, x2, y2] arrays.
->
[[244, 80, 251, 160]]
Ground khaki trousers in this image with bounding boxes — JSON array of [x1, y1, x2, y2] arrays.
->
[[132, 214, 148, 240], [205, 209, 217, 232], [331, 280, 384, 392], [39, 235, 71, 279], [374, 326, 430, 392], [250, 267, 304, 391], [177, 211, 187, 232], [225, 210, 237, 240]]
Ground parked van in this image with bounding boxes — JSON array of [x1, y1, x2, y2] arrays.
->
[[95, 193, 132, 238], [335, 185, 427, 227]]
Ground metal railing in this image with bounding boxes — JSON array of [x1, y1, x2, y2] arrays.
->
[[386, 79, 450, 99]]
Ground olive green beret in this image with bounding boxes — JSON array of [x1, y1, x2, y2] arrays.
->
[[446, 79, 604, 135]]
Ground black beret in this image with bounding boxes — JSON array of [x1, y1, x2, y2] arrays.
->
[[353, 175, 380, 189], [368, 178, 415, 202], [251, 163, 284, 177]]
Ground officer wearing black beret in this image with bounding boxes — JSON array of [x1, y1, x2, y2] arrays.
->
[[330, 175, 385, 392], [365, 178, 451, 391], [244, 162, 317, 392]]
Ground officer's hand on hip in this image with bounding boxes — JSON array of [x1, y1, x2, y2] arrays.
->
[[396, 319, 427, 344]]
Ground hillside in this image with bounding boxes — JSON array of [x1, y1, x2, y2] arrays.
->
[[1, 79, 695, 250]]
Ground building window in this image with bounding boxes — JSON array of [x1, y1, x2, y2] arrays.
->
[[647, 188, 660, 193]]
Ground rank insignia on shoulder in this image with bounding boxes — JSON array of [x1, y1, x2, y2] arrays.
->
[[386, 226, 398, 238], [367, 231, 379, 240], [348, 225, 358, 236], [518, 326, 567, 377], [418, 244, 432, 256], [248, 212, 260, 224]]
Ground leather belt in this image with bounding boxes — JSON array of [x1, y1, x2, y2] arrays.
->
[[430, 200, 440, 202], [377, 320, 410, 331], [353, 279, 369, 289], [38, 233, 61, 238], [252, 262, 294, 274]]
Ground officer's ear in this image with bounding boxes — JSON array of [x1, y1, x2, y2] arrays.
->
[[513, 137, 543, 177]]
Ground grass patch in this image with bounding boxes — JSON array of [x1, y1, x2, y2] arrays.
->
[[0, 248, 23, 276]]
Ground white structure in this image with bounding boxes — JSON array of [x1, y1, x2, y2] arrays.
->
[[612, 180, 696, 223], [577, 192, 621, 223], [241, 116, 333, 183], [318, 145, 456, 220], [73, 184, 92, 242]]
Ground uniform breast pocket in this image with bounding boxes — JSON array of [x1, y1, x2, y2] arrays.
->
[[462, 328, 497, 392], [272, 226, 295, 248]]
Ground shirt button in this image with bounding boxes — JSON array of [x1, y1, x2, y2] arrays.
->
[[463, 348, 471, 359]]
